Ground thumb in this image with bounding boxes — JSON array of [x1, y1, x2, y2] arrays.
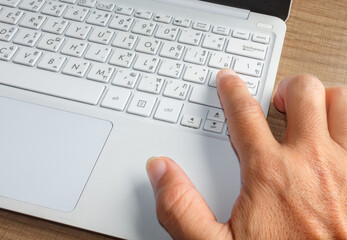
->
[[146, 157, 231, 240]]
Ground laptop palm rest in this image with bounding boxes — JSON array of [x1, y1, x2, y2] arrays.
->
[[0, 97, 112, 212]]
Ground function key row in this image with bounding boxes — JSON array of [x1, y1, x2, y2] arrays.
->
[[0, 0, 270, 43]]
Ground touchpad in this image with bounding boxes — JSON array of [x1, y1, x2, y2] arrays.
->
[[0, 97, 112, 212]]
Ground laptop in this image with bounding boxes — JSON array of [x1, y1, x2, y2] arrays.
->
[[0, 0, 291, 239]]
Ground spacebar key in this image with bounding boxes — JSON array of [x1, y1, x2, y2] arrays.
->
[[189, 85, 222, 108], [0, 64, 105, 105]]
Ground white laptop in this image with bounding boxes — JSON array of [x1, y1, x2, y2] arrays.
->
[[0, 0, 291, 239]]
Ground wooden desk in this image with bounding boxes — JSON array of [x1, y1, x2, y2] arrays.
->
[[1, 0, 346, 239]]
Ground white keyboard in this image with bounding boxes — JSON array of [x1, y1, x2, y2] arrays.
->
[[0, 0, 271, 136]]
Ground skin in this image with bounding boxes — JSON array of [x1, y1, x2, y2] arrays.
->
[[146, 68, 347, 240]]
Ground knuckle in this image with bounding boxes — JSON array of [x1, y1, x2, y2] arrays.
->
[[156, 183, 195, 227], [289, 74, 325, 93]]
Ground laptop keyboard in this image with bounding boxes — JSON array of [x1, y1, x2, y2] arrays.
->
[[0, 0, 271, 136]]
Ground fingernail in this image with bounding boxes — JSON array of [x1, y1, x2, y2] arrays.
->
[[216, 68, 238, 85], [146, 157, 167, 189]]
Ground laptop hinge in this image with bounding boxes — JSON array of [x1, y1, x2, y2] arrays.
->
[[153, 0, 250, 20]]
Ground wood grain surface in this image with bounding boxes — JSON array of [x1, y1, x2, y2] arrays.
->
[[1, 0, 346, 239]]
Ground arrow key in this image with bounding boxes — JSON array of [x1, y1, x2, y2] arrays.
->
[[181, 114, 202, 129], [207, 109, 225, 122], [203, 119, 224, 133]]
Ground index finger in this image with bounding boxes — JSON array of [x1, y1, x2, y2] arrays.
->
[[216, 69, 279, 160]]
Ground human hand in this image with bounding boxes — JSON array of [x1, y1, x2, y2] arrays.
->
[[146, 69, 347, 239]]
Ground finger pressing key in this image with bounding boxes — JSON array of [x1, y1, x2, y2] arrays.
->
[[216, 68, 278, 160]]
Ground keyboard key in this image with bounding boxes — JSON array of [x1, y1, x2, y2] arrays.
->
[[163, 80, 190, 100], [134, 9, 153, 20], [109, 49, 135, 68], [232, 29, 250, 40], [0, 42, 18, 61], [112, 69, 139, 89], [158, 59, 184, 79], [207, 109, 225, 122], [13, 47, 42, 66], [64, 5, 89, 22], [212, 25, 230, 36], [203, 119, 224, 133], [37, 34, 64, 52], [153, 13, 171, 24], [133, 54, 159, 73], [137, 75, 165, 94], [226, 38, 267, 60], [154, 99, 183, 123], [239, 74, 260, 96], [65, 22, 91, 39], [208, 52, 232, 69], [42, 17, 68, 34], [178, 29, 202, 46], [135, 36, 161, 55], [77, 0, 96, 8], [127, 93, 157, 117], [208, 69, 219, 87], [88, 27, 114, 44], [101, 87, 131, 111], [0, 0, 21, 7], [160, 42, 184, 60], [87, 63, 114, 83], [60, 39, 88, 57], [0, 64, 105, 105], [19, 12, 46, 29], [115, 5, 134, 16], [13, 28, 41, 46], [95, 1, 115, 12], [252, 33, 270, 44], [184, 46, 208, 65], [41, 1, 67, 17], [183, 65, 209, 84], [0, 8, 23, 24], [202, 33, 226, 51], [109, 14, 133, 31], [86, 9, 111, 26], [132, 19, 156, 36], [192, 21, 210, 32], [155, 24, 179, 41], [181, 115, 201, 129], [111, 32, 137, 50], [37, 53, 66, 72], [173, 17, 191, 27], [189, 85, 221, 108], [0, 23, 18, 41], [19, 0, 45, 12], [62, 58, 90, 77], [84, 44, 111, 62], [233, 56, 263, 77], [60, 0, 76, 4]]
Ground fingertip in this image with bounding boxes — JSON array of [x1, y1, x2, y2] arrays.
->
[[273, 77, 291, 113], [216, 68, 239, 86], [273, 89, 285, 113], [146, 157, 167, 191]]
